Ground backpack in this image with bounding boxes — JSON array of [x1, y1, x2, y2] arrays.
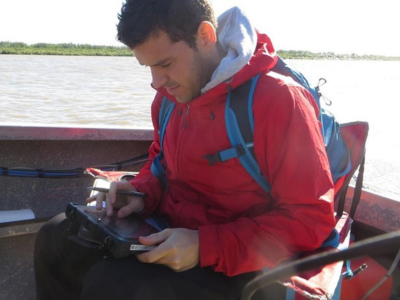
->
[[151, 56, 352, 194]]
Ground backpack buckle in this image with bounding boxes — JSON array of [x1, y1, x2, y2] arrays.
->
[[203, 153, 222, 166], [235, 144, 246, 156]]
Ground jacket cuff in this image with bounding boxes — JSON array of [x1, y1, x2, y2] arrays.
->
[[198, 225, 221, 268]]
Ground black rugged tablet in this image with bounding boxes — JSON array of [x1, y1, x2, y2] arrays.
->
[[65, 202, 159, 258]]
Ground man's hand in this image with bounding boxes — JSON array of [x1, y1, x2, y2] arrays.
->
[[86, 180, 144, 218], [137, 228, 199, 272]]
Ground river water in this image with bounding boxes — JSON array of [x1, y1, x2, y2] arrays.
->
[[1, 55, 399, 198]]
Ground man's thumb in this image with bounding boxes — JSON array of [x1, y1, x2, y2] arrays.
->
[[139, 229, 170, 246]]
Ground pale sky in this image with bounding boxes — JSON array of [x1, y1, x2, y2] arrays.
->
[[0, 0, 399, 56]]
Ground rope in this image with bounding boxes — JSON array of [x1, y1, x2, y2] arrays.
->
[[0, 154, 149, 178]]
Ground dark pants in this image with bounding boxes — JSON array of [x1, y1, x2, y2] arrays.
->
[[34, 213, 286, 300]]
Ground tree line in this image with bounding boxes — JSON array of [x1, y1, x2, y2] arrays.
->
[[277, 50, 400, 61], [0, 42, 132, 56], [1, 42, 399, 61]]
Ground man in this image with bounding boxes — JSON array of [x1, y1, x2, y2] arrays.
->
[[34, 0, 336, 299]]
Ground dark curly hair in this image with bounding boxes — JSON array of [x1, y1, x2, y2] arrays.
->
[[116, 0, 217, 49]]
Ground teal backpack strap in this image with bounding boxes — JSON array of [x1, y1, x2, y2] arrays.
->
[[203, 73, 271, 194], [150, 97, 175, 188]]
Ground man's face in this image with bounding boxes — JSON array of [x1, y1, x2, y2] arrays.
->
[[133, 31, 209, 103]]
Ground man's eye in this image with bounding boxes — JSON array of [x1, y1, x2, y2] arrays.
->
[[162, 63, 171, 68]]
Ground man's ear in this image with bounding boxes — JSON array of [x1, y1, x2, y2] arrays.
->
[[196, 21, 217, 48]]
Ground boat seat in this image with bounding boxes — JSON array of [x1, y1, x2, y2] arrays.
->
[[335, 122, 369, 218]]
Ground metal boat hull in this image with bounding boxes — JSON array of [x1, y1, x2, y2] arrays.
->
[[1, 125, 399, 299]]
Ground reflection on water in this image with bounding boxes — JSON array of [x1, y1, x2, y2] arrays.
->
[[1, 55, 399, 197]]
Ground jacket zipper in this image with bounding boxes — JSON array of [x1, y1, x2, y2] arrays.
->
[[175, 104, 190, 178], [183, 104, 190, 129]]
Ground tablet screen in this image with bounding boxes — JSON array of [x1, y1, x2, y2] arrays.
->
[[78, 206, 159, 240]]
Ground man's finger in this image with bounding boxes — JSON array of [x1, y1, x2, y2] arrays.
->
[[85, 195, 96, 204], [109, 180, 135, 204], [136, 230, 173, 263], [117, 199, 143, 218], [105, 193, 114, 216], [139, 229, 171, 246]]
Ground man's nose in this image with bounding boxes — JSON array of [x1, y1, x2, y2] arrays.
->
[[151, 68, 168, 89]]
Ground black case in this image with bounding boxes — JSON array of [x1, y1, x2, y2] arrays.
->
[[65, 202, 159, 258]]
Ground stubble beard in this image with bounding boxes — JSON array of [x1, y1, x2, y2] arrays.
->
[[178, 49, 212, 103]]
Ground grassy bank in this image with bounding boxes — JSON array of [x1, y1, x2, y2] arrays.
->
[[1, 42, 399, 61], [0, 42, 133, 56], [277, 50, 400, 61]]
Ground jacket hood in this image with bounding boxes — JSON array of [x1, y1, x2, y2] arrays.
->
[[199, 6, 278, 100], [201, 6, 257, 93]]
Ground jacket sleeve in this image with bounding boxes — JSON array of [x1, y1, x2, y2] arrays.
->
[[198, 81, 336, 276], [129, 93, 165, 217]]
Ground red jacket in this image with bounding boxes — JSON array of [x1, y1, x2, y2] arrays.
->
[[131, 32, 336, 276]]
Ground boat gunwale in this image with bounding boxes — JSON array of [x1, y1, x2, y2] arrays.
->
[[0, 125, 154, 141]]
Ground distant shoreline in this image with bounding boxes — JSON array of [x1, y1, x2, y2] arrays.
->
[[1, 42, 399, 61]]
